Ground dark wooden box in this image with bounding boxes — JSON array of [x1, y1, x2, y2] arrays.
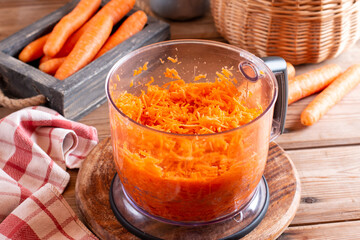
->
[[0, 0, 170, 120]]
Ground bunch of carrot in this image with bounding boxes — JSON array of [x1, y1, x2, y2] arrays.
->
[[18, 0, 148, 80], [287, 62, 360, 126]]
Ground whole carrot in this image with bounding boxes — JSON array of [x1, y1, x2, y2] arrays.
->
[[39, 55, 52, 64], [287, 62, 296, 80], [301, 64, 360, 126], [18, 33, 49, 62], [39, 57, 66, 75], [55, 30, 83, 57], [55, 14, 113, 80], [288, 64, 342, 105], [43, 0, 101, 57], [98, 0, 136, 24], [55, 0, 136, 57], [95, 10, 147, 59]]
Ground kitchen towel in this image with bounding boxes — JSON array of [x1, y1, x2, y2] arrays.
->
[[0, 106, 98, 239]]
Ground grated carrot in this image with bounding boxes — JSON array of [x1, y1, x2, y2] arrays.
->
[[111, 66, 268, 222], [222, 67, 233, 78], [143, 61, 148, 70], [133, 61, 149, 76], [145, 77, 154, 87], [167, 56, 178, 63], [163, 68, 182, 80], [194, 74, 207, 81]]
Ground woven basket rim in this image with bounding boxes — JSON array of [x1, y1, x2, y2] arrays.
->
[[210, 0, 360, 64]]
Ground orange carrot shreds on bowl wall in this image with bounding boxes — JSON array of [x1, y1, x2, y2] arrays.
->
[[167, 56, 178, 63], [110, 67, 270, 222], [194, 74, 207, 81], [133, 61, 148, 76], [115, 70, 263, 134]]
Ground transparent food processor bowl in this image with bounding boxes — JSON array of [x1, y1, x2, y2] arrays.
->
[[106, 40, 279, 224]]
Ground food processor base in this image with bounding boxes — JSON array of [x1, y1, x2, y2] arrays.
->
[[109, 174, 269, 240]]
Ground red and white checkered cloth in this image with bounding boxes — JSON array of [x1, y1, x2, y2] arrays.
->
[[0, 106, 99, 239]]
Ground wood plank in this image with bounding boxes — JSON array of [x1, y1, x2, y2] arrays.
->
[[78, 103, 110, 140], [0, 1, 68, 40], [279, 220, 360, 240], [278, 83, 360, 149], [277, 40, 360, 149], [287, 145, 360, 225]]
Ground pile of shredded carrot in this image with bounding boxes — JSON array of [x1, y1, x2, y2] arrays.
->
[[111, 66, 268, 222], [115, 67, 263, 135]]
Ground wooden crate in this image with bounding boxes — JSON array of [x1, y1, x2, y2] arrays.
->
[[0, 0, 170, 120]]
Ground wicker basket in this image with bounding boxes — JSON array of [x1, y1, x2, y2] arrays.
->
[[210, 0, 360, 65]]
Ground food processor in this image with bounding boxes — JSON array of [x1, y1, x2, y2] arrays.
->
[[105, 40, 288, 239]]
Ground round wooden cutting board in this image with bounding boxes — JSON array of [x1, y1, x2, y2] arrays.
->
[[75, 137, 301, 240]]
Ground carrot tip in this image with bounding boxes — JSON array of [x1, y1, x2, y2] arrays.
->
[[300, 112, 315, 126]]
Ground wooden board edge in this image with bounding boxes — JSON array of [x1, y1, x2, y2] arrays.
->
[[0, 52, 64, 112], [271, 149, 302, 239], [280, 220, 360, 239], [75, 138, 114, 239]]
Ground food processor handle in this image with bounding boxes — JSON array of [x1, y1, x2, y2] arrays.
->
[[261, 57, 288, 139]]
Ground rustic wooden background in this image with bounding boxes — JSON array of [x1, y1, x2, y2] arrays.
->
[[1, 0, 360, 239]]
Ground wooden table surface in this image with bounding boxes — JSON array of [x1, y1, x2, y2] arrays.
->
[[1, 1, 360, 239]]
